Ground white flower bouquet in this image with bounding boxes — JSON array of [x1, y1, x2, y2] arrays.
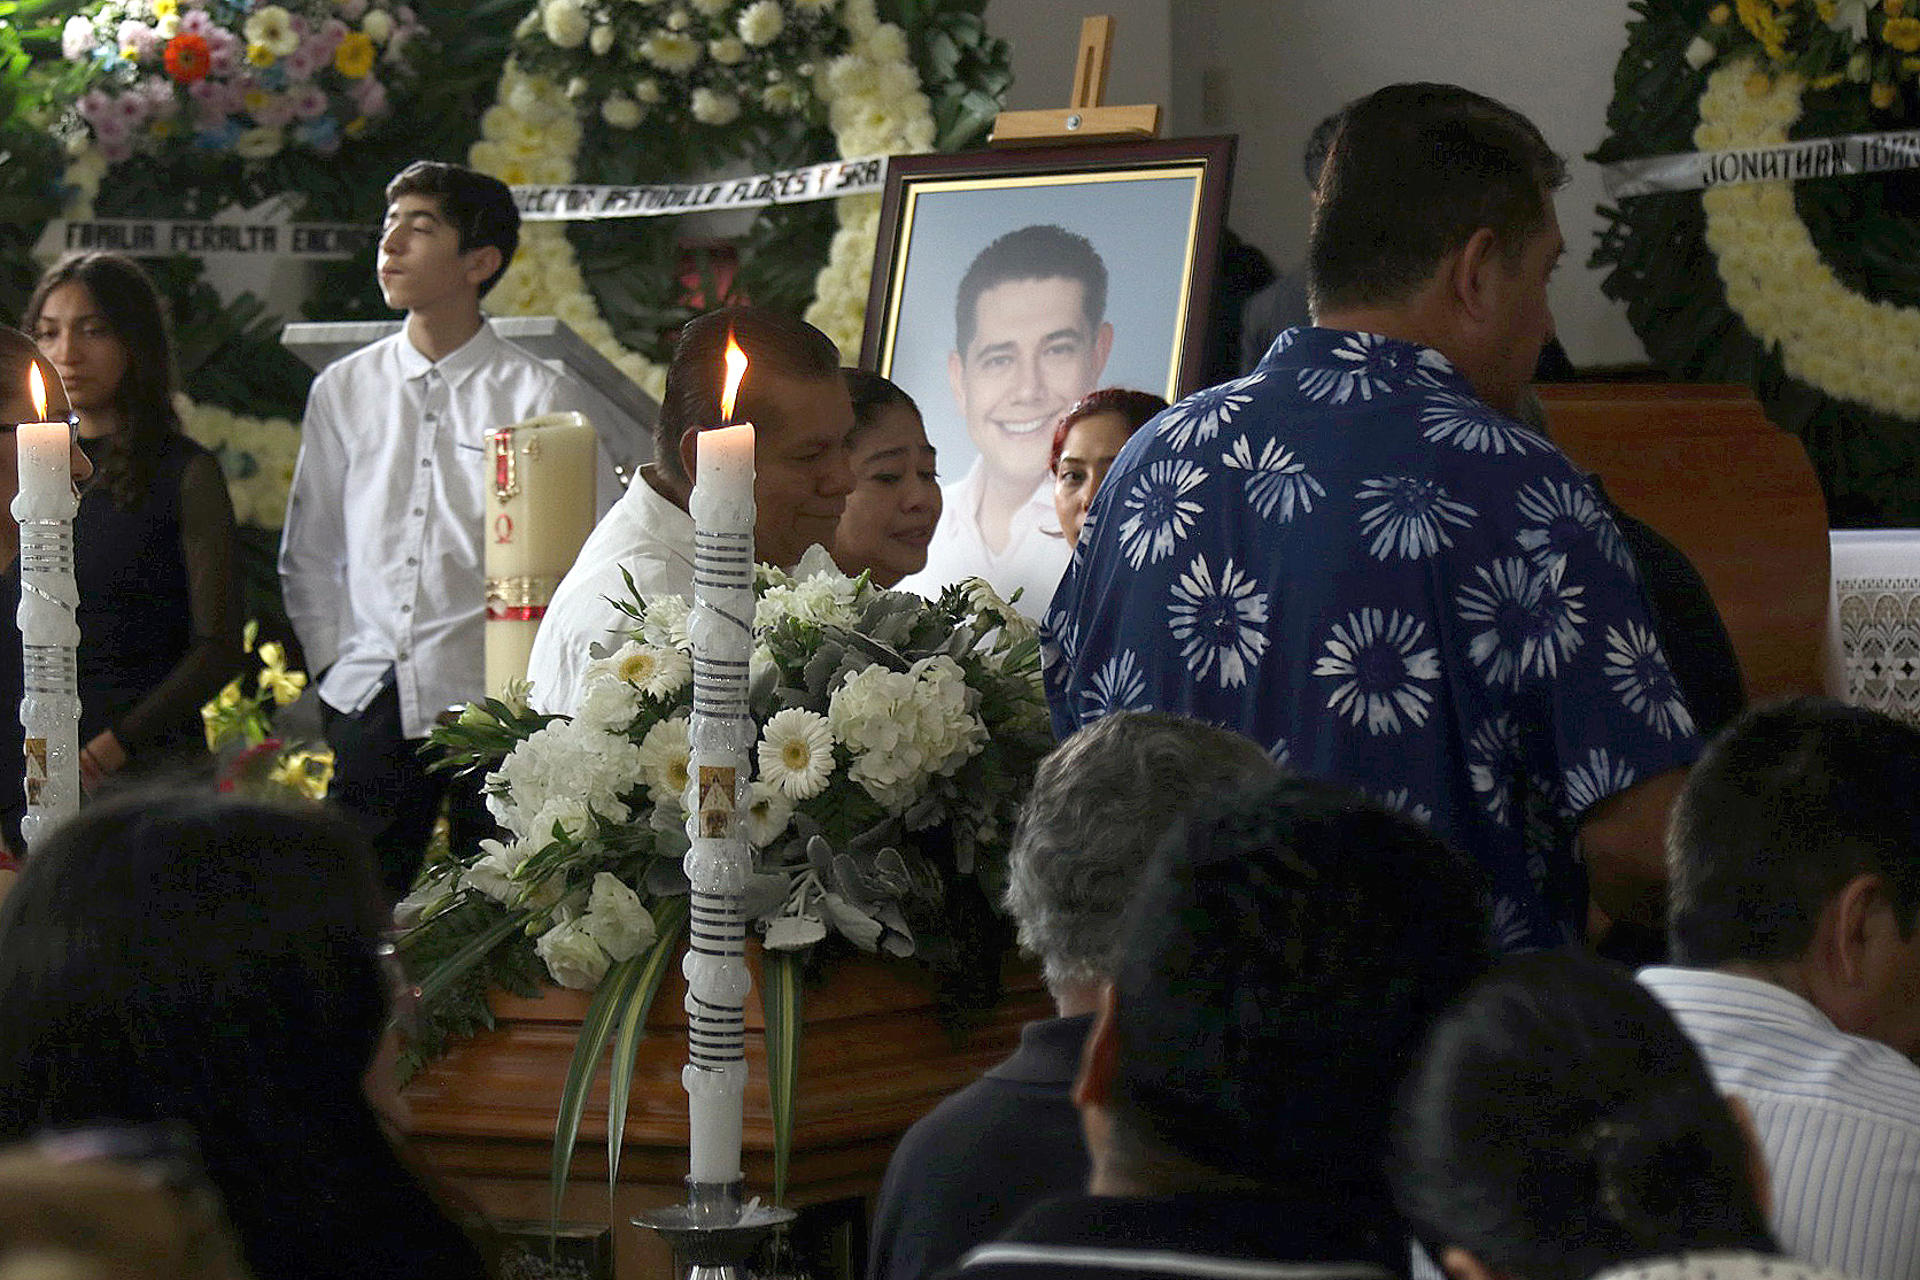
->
[[394, 548, 1051, 1082]]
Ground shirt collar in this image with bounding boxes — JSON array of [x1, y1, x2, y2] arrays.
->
[[986, 1013, 1094, 1086], [1257, 325, 1472, 396], [1638, 965, 1846, 1039], [397, 317, 505, 390]]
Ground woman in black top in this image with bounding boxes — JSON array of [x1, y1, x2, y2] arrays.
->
[[8, 252, 241, 838]]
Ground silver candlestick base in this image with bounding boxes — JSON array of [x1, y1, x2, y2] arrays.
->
[[635, 1179, 796, 1280]]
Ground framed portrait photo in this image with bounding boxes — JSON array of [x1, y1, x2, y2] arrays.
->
[[860, 137, 1235, 613]]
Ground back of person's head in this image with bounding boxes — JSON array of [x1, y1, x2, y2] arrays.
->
[[1302, 106, 1347, 190], [1005, 712, 1278, 994], [954, 224, 1108, 356], [1105, 775, 1489, 1195], [1668, 697, 1920, 967], [25, 253, 181, 507], [385, 161, 519, 296], [1046, 387, 1168, 474], [843, 368, 920, 445], [1391, 954, 1776, 1280], [0, 791, 484, 1280], [1309, 82, 1566, 313], [655, 306, 843, 486]]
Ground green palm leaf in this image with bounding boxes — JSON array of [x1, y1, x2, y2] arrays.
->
[[761, 948, 805, 1204], [604, 897, 691, 1192], [548, 948, 648, 1230]]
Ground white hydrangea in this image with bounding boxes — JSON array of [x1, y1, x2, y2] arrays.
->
[[827, 655, 986, 811], [573, 671, 642, 729], [542, 0, 592, 48], [485, 720, 646, 840], [737, 0, 783, 45], [580, 872, 658, 961], [536, 916, 611, 989], [755, 554, 859, 630]]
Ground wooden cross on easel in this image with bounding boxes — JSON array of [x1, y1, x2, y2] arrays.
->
[[989, 15, 1163, 146]]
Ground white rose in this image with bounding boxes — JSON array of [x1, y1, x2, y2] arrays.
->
[[737, 0, 783, 46], [573, 670, 642, 727], [462, 837, 532, 905], [543, 0, 592, 48], [581, 872, 658, 961], [601, 93, 645, 129], [536, 918, 612, 989]]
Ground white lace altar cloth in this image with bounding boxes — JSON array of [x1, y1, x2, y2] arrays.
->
[[1828, 530, 1920, 725]]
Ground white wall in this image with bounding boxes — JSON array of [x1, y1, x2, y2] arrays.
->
[[988, 0, 1647, 367]]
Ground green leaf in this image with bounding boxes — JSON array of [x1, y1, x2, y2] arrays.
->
[[549, 950, 650, 1232], [604, 896, 691, 1193], [761, 947, 805, 1204], [409, 909, 523, 1012]]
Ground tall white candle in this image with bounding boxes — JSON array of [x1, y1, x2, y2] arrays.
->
[[682, 337, 756, 1190], [14, 366, 80, 849]]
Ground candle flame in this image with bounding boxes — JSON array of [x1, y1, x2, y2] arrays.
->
[[720, 334, 748, 423], [28, 364, 45, 421]]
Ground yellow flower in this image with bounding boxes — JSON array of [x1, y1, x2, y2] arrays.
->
[[1736, 0, 1791, 58], [1814, 0, 1835, 18], [334, 31, 375, 78], [153, 0, 178, 16], [1872, 79, 1899, 107], [246, 41, 276, 67], [216, 678, 243, 710], [1886, 15, 1920, 50], [1746, 68, 1775, 95], [1891, 0, 1907, 17], [269, 747, 334, 800], [1710, 2, 1733, 19], [1905, 56, 1920, 73]]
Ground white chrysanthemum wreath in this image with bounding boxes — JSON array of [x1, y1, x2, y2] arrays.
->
[[1697, 57, 1920, 419], [472, 0, 936, 403]]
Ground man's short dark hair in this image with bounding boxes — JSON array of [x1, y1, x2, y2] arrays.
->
[[1303, 107, 1346, 189], [1668, 698, 1920, 967], [1005, 712, 1279, 992], [385, 161, 520, 297], [1308, 83, 1567, 312], [655, 306, 843, 485], [1107, 774, 1490, 1194], [953, 225, 1107, 357]]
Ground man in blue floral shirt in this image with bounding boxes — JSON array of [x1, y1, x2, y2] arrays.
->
[[1044, 84, 1700, 952]]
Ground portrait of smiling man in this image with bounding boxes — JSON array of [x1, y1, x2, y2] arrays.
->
[[899, 224, 1113, 613]]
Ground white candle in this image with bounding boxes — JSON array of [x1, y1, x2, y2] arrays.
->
[[483, 412, 598, 698], [14, 366, 80, 849], [14, 421, 70, 521], [682, 335, 756, 1192]]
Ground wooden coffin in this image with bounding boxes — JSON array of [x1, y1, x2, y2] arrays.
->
[[397, 946, 1048, 1280]]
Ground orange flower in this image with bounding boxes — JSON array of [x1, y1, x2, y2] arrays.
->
[[162, 32, 211, 84]]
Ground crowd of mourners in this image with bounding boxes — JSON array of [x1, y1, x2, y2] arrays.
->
[[0, 75, 1913, 1280]]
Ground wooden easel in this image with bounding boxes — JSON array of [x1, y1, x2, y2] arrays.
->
[[989, 15, 1162, 146]]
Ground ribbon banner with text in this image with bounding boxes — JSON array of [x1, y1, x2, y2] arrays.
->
[[41, 218, 377, 259], [512, 155, 888, 221], [1601, 126, 1920, 198]]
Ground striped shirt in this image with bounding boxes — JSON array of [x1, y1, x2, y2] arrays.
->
[[1640, 967, 1920, 1280]]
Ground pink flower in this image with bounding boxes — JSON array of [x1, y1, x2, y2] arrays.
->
[[351, 76, 387, 115], [284, 44, 320, 79], [290, 85, 328, 119], [77, 89, 113, 125], [336, 0, 368, 18], [205, 27, 239, 73], [91, 114, 130, 146], [100, 136, 134, 163], [179, 8, 214, 36], [252, 95, 295, 127], [114, 93, 150, 126], [317, 19, 347, 50], [117, 20, 159, 60], [140, 76, 178, 116]]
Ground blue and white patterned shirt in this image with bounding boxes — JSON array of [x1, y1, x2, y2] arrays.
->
[[1042, 328, 1703, 951], [1641, 966, 1920, 1280]]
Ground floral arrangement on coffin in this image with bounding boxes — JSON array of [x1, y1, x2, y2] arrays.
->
[[393, 549, 1050, 1199], [53, 0, 427, 164], [200, 620, 333, 800], [519, 0, 847, 136], [1682, 0, 1920, 112]]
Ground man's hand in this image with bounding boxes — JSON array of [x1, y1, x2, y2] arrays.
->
[[1578, 765, 1689, 932], [80, 729, 127, 792]]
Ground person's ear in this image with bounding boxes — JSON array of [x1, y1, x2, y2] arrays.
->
[[1090, 321, 1114, 377], [1449, 227, 1502, 325], [463, 244, 503, 293], [1827, 872, 1885, 991], [1439, 1247, 1504, 1280], [1071, 981, 1120, 1110], [948, 349, 966, 412], [677, 424, 701, 486], [1724, 1093, 1772, 1217]]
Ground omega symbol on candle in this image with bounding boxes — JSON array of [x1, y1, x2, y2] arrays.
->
[[493, 513, 514, 544]]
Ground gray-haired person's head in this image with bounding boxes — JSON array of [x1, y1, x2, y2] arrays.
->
[[1005, 712, 1280, 994]]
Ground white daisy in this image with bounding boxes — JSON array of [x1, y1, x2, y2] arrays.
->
[[756, 707, 835, 800], [1312, 607, 1441, 735], [1373, 787, 1435, 826], [1466, 713, 1523, 827], [1081, 650, 1148, 722], [1297, 332, 1440, 404], [1223, 435, 1324, 522], [597, 639, 692, 699], [1419, 390, 1551, 455], [1157, 372, 1264, 451], [1603, 622, 1695, 739], [1560, 747, 1638, 817], [1514, 478, 1633, 575], [634, 715, 692, 804], [1167, 554, 1270, 689], [1355, 475, 1478, 560], [1456, 557, 1587, 689], [743, 780, 795, 847], [1116, 459, 1209, 569]]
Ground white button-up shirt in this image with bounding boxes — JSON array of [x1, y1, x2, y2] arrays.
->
[[280, 321, 606, 738], [896, 458, 1069, 618], [525, 472, 695, 716], [1641, 965, 1920, 1280]]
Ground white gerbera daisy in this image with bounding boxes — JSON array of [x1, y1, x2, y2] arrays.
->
[[635, 715, 692, 802], [744, 780, 795, 847], [757, 707, 835, 800]]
